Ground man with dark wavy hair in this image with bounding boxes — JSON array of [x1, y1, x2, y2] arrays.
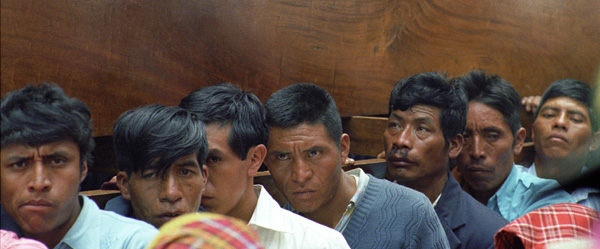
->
[[385, 72, 507, 249], [106, 104, 209, 228], [1, 83, 157, 249]]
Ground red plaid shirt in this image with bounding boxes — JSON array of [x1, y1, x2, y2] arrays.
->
[[494, 203, 599, 249]]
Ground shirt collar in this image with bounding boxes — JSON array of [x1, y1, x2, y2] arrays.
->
[[335, 168, 369, 232], [248, 185, 293, 234]]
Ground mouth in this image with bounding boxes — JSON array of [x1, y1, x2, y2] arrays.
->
[[291, 189, 317, 200], [547, 133, 568, 143], [156, 212, 184, 219], [20, 199, 53, 212], [388, 156, 416, 168]]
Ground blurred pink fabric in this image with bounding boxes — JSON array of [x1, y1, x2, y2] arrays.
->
[[1, 229, 48, 249]]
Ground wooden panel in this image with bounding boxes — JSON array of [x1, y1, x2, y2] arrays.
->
[[2, 0, 599, 136], [343, 116, 388, 157], [81, 189, 121, 209]]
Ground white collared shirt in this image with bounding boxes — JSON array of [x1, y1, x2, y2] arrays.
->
[[249, 185, 350, 249], [335, 168, 369, 232]]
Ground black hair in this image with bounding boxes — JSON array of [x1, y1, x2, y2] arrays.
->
[[180, 83, 267, 160], [113, 104, 208, 177], [534, 79, 598, 133], [452, 70, 522, 137], [389, 72, 467, 146], [1, 83, 95, 170], [264, 83, 343, 148]]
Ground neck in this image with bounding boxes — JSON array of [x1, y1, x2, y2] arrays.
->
[[468, 186, 498, 205], [24, 196, 82, 248], [534, 156, 584, 186], [227, 180, 258, 223], [402, 171, 448, 204], [302, 170, 357, 228]]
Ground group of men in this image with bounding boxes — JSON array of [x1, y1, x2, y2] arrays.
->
[[1, 69, 598, 249]]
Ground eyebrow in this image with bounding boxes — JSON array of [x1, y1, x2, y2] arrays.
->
[[174, 159, 200, 168]]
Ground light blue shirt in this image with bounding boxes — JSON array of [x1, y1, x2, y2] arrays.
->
[[2, 195, 157, 249], [518, 164, 600, 212], [487, 164, 574, 221]]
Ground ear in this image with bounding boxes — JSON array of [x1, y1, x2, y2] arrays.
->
[[339, 133, 350, 166], [589, 131, 600, 151], [513, 127, 527, 155], [448, 134, 464, 159], [247, 144, 267, 177], [79, 159, 88, 184], [116, 171, 132, 200], [201, 164, 208, 194]]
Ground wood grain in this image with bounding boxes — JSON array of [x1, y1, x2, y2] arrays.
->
[[2, 0, 599, 136]]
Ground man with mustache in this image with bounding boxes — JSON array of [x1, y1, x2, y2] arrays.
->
[[106, 104, 209, 228], [264, 83, 449, 248], [452, 70, 573, 222], [384, 72, 507, 249], [180, 83, 350, 248], [1, 84, 157, 249], [519, 79, 600, 211]]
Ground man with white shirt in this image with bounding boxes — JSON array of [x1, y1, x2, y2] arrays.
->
[[264, 83, 449, 249], [522, 79, 600, 211], [180, 83, 349, 249]]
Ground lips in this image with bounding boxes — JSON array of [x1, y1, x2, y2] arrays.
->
[[291, 189, 316, 200], [20, 199, 53, 213], [547, 133, 568, 143], [388, 156, 416, 168]]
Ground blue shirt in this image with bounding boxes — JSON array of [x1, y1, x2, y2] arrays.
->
[[487, 164, 574, 221], [518, 164, 600, 212], [1, 195, 157, 249]]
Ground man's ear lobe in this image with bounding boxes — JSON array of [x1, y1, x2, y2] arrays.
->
[[448, 134, 464, 159], [248, 144, 267, 176], [513, 127, 527, 155], [116, 171, 132, 200], [590, 131, 600, 151], [79, 159, 88, 184]]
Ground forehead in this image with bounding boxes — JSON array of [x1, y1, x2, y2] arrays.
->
[[390, 105, 441, 122], [268, 123, 334, 147], [205, 123, 232, 150], [1, 140, 80, 157], [539, 97, 590, 116], [467, 102, 510, 128]]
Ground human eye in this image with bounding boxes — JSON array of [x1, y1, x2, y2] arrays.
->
[[276, 153, 290, 160], [141, 170, 158, 179], [180, 168, 195, 176], [47, 157, 67, 167], [206, 156, 221, 164], [308, 150, 320, 158], [485, 133, 500, 142], [462, 132, 471, 140], [10, 160, 28, 169]]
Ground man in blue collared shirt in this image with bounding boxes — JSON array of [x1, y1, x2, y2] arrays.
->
[[1, 84, 157, 249], [453, 71, 573, 222]]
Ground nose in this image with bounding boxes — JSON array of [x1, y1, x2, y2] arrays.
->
[[468, 135, 485, 160], [159, 174, 183, 203], [28, 161, 51, 192], [392, 127, 413, 151], [552, 112, 569, 131], [291, 158, 313, 185]]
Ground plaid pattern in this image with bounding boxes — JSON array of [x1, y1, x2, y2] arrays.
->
[[147, 213, 264, 249], [494, 203, 599, 249]]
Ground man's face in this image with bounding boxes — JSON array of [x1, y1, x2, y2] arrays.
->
[[533, 97, 594, 162], [265, 123, 349, 214], [201, 124, 252, 216], [1, 140, 87, 236], [118, 153, 207, 228], [384, 105, 458, 186], [457, 102, 523, 193]]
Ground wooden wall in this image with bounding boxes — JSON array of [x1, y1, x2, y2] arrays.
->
[[2, 0, 599, 137]]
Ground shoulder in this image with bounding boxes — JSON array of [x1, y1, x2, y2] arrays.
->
[[279, 209, 350, 248], [79, 195, 158, 248]]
